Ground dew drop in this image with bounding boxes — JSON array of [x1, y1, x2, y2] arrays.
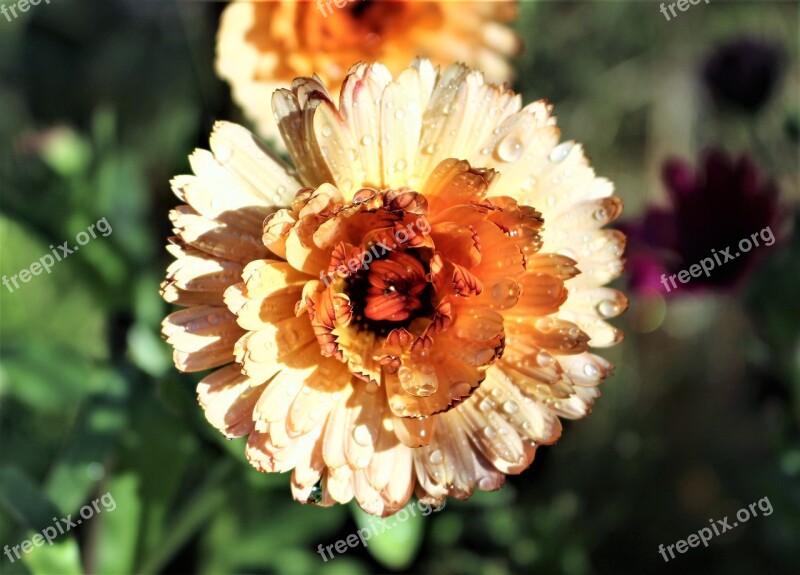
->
[[593, 208, 608, 222], [491, 279, 520, 306], [422, 143, 438, 155], [521, 177, 537, 192], [502, 400, 519, 414], [478, 397, 495, 412], [583, 363, 599, 378], [597, 299, 620, 318], [306, 483, 323, 504], [207, 314, 220, 325], [535, 317, 554, 332], [360, 135, 374, 146], [549, 142, 573, 163], [353, 424, 371, 446], [536, 350, 554, 367], [395, 109, 405, 120], [478, 477, 495, 490], [546, 195, 557, 208], [429, 449, 444, 464], [395, 159, 408, 172], [321, 124, 333, 137], [480, 147, 491, 156], [484, 425, 497, 439], [495, 133, 525, 162]]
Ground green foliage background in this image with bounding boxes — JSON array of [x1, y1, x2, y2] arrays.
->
[[0, 1, 798, 574]]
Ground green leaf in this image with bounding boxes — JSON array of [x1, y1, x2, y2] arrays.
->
[[0, 466, 84, 575], [352, 502, 425, 570], [92, 473, 141, 575], [44, 392, 128, 513]]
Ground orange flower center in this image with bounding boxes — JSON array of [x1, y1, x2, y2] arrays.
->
[[364, 251, 427, 322]]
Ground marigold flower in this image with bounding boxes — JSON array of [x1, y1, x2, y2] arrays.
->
[[216, 0, 520, 142], [162, 60, 627, 516]]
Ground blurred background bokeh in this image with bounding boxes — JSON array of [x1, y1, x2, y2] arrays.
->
[[1, 1, 798, 574]]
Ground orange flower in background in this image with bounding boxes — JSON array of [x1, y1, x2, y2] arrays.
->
[[216, 0, 520, 142], [162, 60, 627, 516]]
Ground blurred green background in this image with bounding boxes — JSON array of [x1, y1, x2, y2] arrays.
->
[[1, 1, 798, 574]]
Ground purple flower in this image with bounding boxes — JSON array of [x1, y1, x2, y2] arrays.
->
[[703, 37, 784, 114], [623, 149, 782, 295]]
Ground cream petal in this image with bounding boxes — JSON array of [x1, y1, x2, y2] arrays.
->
[[340, 63, 393, 188], [312, 102, 362, 201], [272, 88, 333, 187], [322, 385, 355, 470], [287, 360, 350, 437], [324, 466, 355, 504], [197, 364, 266, 438], [170, 206, 269, 264]]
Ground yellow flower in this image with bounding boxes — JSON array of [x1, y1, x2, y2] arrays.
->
[[216, 0, 520, 142], [162, 60, 627, 516]]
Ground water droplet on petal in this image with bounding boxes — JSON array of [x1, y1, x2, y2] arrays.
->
[[395, 159, 407, 172], [502, 400, 519, 414], [549, 142, 573, 163], [495, 133, 525, 162], [479, 397, 495, 412], [423, 143, 438, 155], [536, 317, 554, 332], [353, 424, 371, 446], [583, 363, 599, 378], [484, 425, 497, 439], [429, 449, 444, 464], [307, 483, 323, 504], [360, 135, 374, 146], [597, 299, 620, 318], [491, 279, 520, 307], [394, 109, 405, 120], [536, 350, 554, 367], [321, 124, 333, 137], [478, 477, 495, 490]]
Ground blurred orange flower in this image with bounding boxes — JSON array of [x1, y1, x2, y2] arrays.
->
[[162, 60, 626, 516], [216, 0, 520, 142]]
